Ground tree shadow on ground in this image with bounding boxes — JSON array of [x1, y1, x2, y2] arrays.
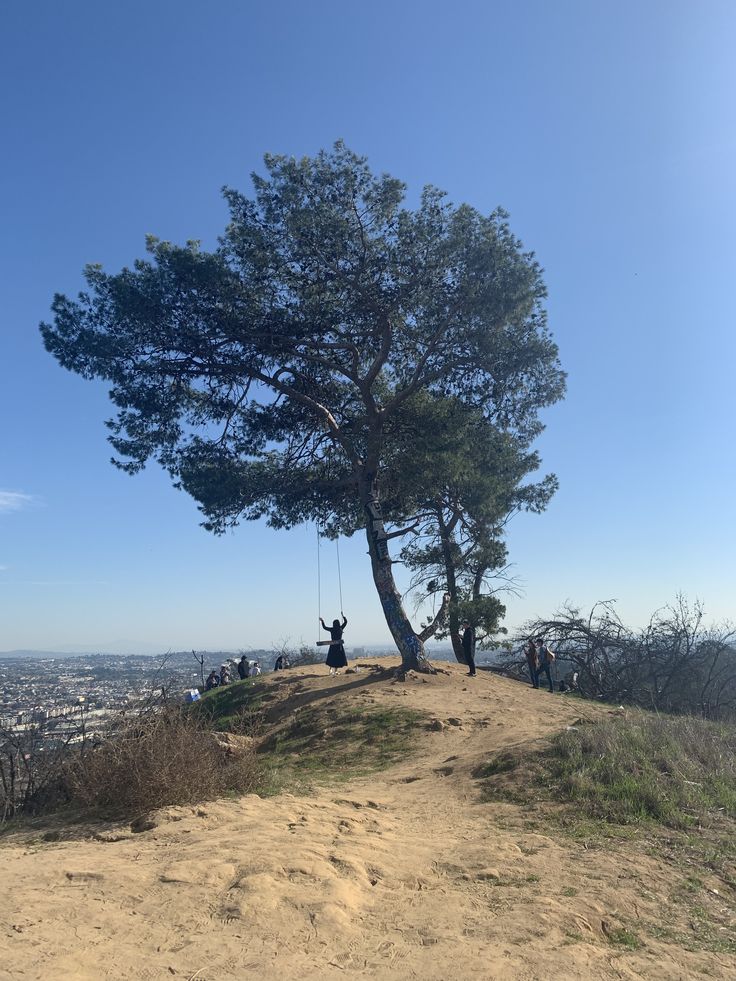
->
[[0, 807, 152, 845], [257, 662, 406, 725]]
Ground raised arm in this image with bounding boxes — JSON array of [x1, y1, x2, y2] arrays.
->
[[341, 615, 348, 629], [320, 618, 329, 631]]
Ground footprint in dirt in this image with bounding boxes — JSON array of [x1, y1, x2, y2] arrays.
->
[[209, 902, 242, 924], [365, 864, 384, 887], [329, 855, 360, 878]]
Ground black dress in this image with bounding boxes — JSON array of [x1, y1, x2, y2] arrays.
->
[[323, 616, 348, 667], [462, 626, 476, 675]]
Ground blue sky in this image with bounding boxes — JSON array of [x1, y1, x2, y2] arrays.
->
[[1, 0, 734, 653]]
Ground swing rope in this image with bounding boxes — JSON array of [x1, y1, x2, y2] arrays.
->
[[336, 538, 344, 615], [316, 522, 322, 640], [315, 524, 345, 643]]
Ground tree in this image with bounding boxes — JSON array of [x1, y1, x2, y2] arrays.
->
[[508, 596, 736, 718], [42, 142, 565, 672], [381, 393, 557, 662]]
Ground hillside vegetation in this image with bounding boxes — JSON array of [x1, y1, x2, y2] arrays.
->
[[2, 660, 735, 979]]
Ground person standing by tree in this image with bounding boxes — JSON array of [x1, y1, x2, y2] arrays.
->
[[321, 616, 348, 675], [536, 637, 555, 692], [462, 622, 476, 677], [525, 638, 539, 687]]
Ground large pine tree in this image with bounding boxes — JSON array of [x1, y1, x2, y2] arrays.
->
[[42, 143, 565, 672]]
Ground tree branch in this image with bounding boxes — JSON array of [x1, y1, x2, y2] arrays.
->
[[252, 368, 361, 469], [384, 522, 421, 541], [418, 592, 451, 642]]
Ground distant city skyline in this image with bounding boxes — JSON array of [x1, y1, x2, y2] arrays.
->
[[2, 1, 734, 651]]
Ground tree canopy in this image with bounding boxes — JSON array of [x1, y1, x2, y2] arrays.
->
[[42, 142, 565, 671]]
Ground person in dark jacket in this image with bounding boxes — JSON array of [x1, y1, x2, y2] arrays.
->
[[205, 670, 220, 691], [237, 655, 248, 680], [321, 615, 348, 674], [525, 638, 539, 688], [461, 622, 476, 677]]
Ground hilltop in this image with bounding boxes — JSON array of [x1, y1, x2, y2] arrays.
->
[[1, 659, 734, 980]]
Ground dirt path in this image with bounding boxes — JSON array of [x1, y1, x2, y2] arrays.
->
[[1, 660, 734, 980]]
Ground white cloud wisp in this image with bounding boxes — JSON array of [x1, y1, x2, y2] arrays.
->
[[0, 491, 37, 514]]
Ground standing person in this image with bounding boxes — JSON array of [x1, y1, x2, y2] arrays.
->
[[525, 638, 539, 688], [237, 655, 248, 680], [461, 622, 476, 677], [320, 615, 348, 675], [219, 663, 232, 685], [536, 637, 556, 693]]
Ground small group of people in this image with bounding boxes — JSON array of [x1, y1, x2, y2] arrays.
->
[[205, 655, 262, 690], [239, 656, 262, 680], [525, 637, 556, 692], [199, 620, 562, 693]]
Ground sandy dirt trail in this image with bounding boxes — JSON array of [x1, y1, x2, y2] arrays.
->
[[2, 660, 734, 980]]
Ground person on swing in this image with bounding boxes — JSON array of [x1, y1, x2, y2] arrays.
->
[[321, 614, 348, 674]]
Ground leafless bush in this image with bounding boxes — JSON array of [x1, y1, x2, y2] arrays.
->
[[0, 646, 265, 826], [0, 707, 89, 822], [64, 706, 260, 816], [506, 595, 736, 719]]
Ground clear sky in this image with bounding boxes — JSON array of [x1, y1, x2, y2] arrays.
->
[[1, 0, 734, 653]]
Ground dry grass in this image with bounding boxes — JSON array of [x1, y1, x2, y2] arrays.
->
[[479, 712, 736, 829], [547, 713, 736, 827], [477, 712, 736, 954], [63, 707, 261, 816]]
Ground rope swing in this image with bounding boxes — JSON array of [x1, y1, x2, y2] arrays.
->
[[316, 521, 322, 644], [336, 537, 344, 614], [315, 522, 345, 646]]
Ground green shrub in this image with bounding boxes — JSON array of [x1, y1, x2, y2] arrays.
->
[[547, 714, 736, 827]]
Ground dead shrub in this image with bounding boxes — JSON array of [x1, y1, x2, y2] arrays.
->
[[64, 706, 261, 816]]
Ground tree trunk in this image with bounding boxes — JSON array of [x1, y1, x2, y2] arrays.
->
[[365, 530, 431, 673], [360, 480, 433, 674], [437, 512, 466, 665]]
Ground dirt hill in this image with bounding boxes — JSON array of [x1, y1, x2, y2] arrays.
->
[[1, 659, 734, 980]]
